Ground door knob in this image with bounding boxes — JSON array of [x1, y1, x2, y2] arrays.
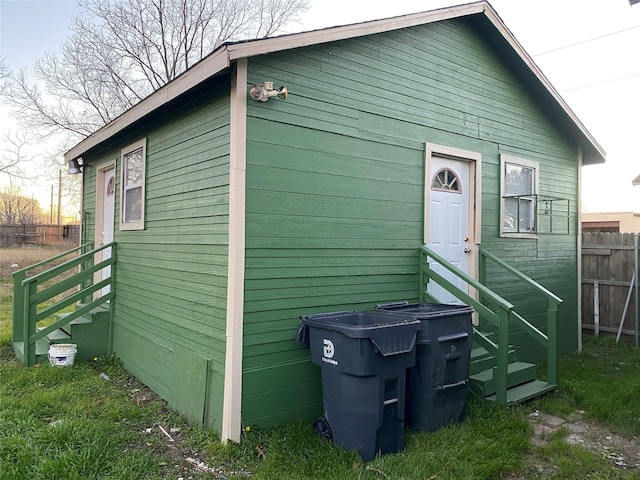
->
[[464, 248, 472, 254]]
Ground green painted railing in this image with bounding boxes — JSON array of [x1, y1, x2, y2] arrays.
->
[[478, 247, 562, 385], [12, 242, 116, 366], [419, 245, 562, 405]]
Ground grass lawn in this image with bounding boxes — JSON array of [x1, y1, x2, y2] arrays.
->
[[2, 245, 640, 479]]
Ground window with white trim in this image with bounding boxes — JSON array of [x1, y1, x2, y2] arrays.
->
[[119, 139, 146, 230], [501, 155, 539, 235]]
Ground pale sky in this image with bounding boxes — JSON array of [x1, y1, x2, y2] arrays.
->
[[1, 0, 640, 212]]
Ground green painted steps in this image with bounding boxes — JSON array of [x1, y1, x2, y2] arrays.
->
[[54, 305, 110, 360], [469, 346, 517, 375], [468, 342, 557, 405], [42, 327, 72, 342], [469, 361, 538, 397], [14, 304, 110, 364], [485, 380, 558, 405]]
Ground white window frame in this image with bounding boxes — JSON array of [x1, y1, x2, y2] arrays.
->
[[500, 154, 539, 238], [119, 138, 146, 231]]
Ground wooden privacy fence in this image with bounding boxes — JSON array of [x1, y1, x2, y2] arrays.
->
[[0, 224, 80, 247], [582, 232, 639, 342]]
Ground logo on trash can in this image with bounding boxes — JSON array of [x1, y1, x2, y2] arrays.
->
[[323, 339, 335, 358], [322, 339, 338, 365]]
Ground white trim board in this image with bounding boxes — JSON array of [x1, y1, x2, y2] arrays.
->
[[221, 58, 247, 443]]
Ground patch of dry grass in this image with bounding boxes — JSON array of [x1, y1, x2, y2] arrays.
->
[[0, 245, 78, 344], [0, 245, 74, 280]]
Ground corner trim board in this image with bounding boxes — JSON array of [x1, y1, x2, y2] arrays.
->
[[222, 58, 247, 442], [577, 147, 583, 352]]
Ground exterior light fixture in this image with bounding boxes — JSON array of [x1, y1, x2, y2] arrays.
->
[[68, 158, 84, 174], [249, 81, 288, 102]]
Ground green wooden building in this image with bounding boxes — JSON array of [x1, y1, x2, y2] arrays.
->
[[13, 1, 605, 442]]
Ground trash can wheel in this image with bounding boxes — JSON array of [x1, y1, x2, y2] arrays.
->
[[313, 416, 332, 440]]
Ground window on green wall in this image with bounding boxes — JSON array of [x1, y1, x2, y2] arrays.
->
[[500, 155, 539, 236], [120, 138, 146, 231]]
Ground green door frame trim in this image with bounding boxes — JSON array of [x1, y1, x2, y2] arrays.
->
[[222, 57, 247, 443]]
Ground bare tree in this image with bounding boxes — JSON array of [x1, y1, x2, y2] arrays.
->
[[0, 131, 37, 183], [0, 129, 81, 216], [0, 186, 45, 225], [0, 58, 8, 96], [38, 148, 83, 222], [2, 0, 309, 139]]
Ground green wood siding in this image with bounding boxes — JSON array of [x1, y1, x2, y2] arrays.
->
[[242, 18, 580, 427], [82, 80, 231, 433]]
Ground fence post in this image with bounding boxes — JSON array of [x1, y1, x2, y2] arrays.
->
[[593, 280, 599, 336], [635, 233, 639, 348]]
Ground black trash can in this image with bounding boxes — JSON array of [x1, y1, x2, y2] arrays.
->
[[296, 310, 420, 461], [376, 301, 474, 432]]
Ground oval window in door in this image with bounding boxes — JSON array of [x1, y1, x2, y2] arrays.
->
[[432, 168, 462, 193]]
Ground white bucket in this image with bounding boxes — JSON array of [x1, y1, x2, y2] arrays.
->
[[48, 343, 77, 367]]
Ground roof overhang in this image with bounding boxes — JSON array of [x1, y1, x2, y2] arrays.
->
[[65, 1, 606, 166], [64, 48, 231, 161]]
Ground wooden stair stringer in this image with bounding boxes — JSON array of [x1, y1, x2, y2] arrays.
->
[[55, 305, 110, 360], [13, 302, 111, 365]]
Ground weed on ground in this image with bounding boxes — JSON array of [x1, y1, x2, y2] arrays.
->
[[0, 349, 223, 480], [542, 336, 640, 436]]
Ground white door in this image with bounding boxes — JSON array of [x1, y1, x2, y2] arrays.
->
[[101, 169, 116, 296], [427, 156, 472, 304]]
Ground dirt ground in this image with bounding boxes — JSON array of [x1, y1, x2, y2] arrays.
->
[[522, 410, 640, 475]]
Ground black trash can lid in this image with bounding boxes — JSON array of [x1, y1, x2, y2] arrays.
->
[[376, 301, 474, 319], [299, 310, 420, 356]]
